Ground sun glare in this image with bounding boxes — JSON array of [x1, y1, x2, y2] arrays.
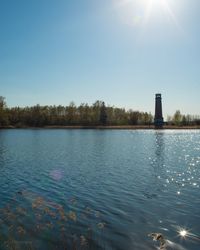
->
[[179, 229, 188, 238], [116, 0, 182, 31], [148, 0, 167, 7], [141, 0, 175, 18]]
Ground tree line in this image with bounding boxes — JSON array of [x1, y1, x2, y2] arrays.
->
[[0, 96, 199, 127], [0, 97, 153, 127], [166, 110, 200, 126]]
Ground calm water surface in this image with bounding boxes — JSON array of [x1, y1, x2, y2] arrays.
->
[[0, 129, 200, 250]]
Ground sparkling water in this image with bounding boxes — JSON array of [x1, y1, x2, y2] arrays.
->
[[0, 129, 200, 249]]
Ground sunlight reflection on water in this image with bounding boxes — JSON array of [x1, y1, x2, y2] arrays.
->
[[0, 129, 200, 249]]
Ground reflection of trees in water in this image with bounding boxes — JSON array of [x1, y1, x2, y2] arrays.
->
[[0, 132, 7, 168]]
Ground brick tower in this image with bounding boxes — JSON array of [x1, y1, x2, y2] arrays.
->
[[154, 93, 164, 128]]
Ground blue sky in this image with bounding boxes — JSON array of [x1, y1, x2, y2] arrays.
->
[[0, 0, 199, 117]]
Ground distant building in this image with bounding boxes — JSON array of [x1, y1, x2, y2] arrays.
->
[[154, 93, 164, 128]]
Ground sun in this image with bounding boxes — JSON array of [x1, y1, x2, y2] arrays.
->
[[117, 0, 170, 11], [115, 0, 181, 30], [179, 229, 188, 238], [147, 0, 167, 7], [142, 0, 173, 18]]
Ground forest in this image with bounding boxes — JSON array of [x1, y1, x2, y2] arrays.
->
[[0, 96, 199, 127]]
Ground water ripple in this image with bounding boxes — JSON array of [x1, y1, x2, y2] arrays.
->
[[0, 129, 200, 249]]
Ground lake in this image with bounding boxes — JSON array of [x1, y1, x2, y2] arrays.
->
[[0, 129, 200, 250]]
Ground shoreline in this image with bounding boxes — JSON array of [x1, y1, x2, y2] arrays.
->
[[1, 125, 200, 130]]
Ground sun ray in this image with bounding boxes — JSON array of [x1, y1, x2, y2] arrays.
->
[[114, 0, 184, 33]]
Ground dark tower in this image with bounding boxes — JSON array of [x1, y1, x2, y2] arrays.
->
[[154, 93, 164, 128]]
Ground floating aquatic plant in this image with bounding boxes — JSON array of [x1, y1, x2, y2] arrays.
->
[[68, 211, 77, 222], [69, 197, 77, 205], [97, 222, 106, 229], [80, 235, 87, 246], [17, 226, 26, 236], [148, 232, 187, 250], [16, 207, 27, 216], [0, 190, 107, 250], [45, 221, 53, 229]]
